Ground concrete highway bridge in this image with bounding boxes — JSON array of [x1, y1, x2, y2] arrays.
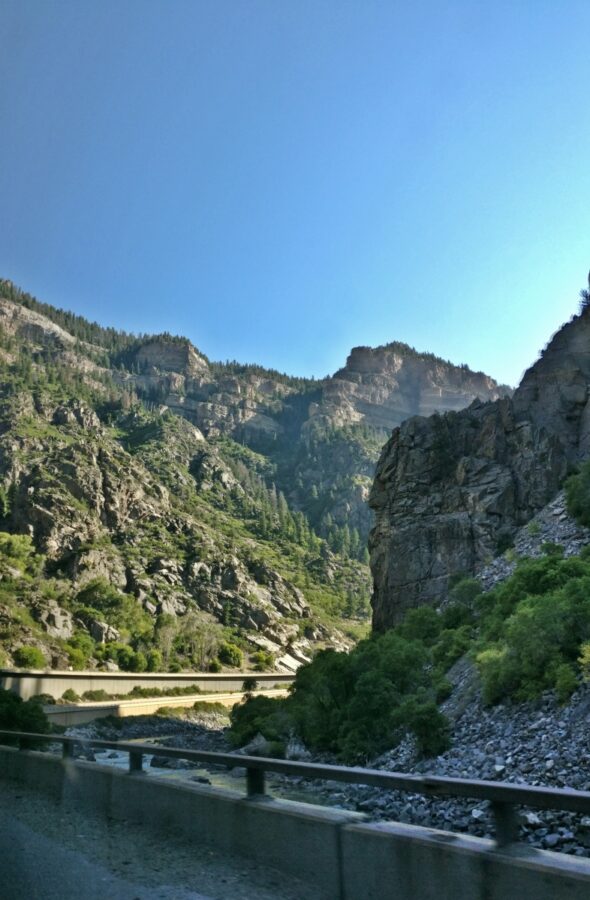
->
[[0, 666, 294, 700], [43, 687, 289, 726], [1, 729, 590, 900]]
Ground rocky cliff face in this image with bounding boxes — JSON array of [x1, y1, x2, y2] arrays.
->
[[370, 309, 590, 630], [134, 338, 209, 376], [108, 322, 510, 549], [308, 343, 509, 434], [0, 279, 510, 668]]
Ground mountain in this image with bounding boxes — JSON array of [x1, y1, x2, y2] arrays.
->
[[0, 278, 507, 675], [370, 300, 590, 629], [113, 330, 510, 547]]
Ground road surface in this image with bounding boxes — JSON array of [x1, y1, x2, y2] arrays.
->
[[0, 779, 323, 900]]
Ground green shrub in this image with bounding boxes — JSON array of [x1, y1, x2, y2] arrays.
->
[[67, 631, 95, 657], [155, 706, 178, 717], [98, 644, 148, 673], [127, 683, 201, 699], [555, 663, 578, 703], [64, 646, 86, 670], [449, 577, 481, 607], [114, 645, 135, 671], [565, 461, 590, 526], [579, 642, 590, 680], [541, 542, 564, 557], [227, 548, 590, 761], [75, 578, 152, 640], [477, 570, 590, 703], [229, 695, 290, 748], [191, 701, 229, 715], [0, 688, 50, 736], [81, 689, 110, 702], [440, 602, 474, 630], [33, 693, 56, 705], [129, 650, 147, 672], [476, 647, 516, 705], [398, 607, 441, 645], [208, 658, 222, 672], [251, 650, 274, 671], [232, 631, 451, 763], [242, 677, 258, 693], [434, 677, 452, 703], [401, 697, 449, 757], [146, 648, 163, 672], [265, 740, 285, 758], [61, 688, 80, 703], [218, 641, 244, 668], [13, 646, 46, 669], [432, 625, 472, 674]]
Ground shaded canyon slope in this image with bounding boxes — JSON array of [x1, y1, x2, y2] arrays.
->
[[0, 279, 509, 671], [369, 306, 590, 630], [119, 336, 510, 545]]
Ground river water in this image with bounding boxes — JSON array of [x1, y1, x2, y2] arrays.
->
[[89, 745, 338, 808]]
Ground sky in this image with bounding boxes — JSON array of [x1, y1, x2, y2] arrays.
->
[[1, 1, 590, 387]]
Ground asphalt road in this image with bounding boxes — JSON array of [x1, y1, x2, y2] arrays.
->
[[0, 780, 324, 900]]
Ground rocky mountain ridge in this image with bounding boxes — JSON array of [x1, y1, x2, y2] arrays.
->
[[0, 280, 509, 553], [122, 335, 510, 553], [0, 277, 509, 676], [370, 304, 590, 628]]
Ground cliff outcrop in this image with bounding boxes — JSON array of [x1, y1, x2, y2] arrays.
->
[[309, 343, 510, 433], [370, 309, 590, 630]]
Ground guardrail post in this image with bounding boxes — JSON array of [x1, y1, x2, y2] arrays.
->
[[62, 741, 74, 759], [492, 801, 519, 848], [129, 750, 143, 773], [246, 766, 266, 797]]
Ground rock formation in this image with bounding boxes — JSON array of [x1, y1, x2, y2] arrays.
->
[[0, 277, 513, 668], [370, 308, 590, 630], [307, 343, 510, 433]]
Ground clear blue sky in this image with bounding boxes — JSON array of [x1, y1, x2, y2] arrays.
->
[[1, 1, 590, 387]]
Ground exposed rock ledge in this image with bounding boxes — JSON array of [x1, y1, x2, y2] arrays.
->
[[370, 307, 590, 629]]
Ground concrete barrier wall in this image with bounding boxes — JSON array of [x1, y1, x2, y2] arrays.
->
[[0, 668, 293, 700], [0, 747, 356, 898], [340, 821, 590, 900], [44, 688, 289, 726], [2, 747, 590, 900]]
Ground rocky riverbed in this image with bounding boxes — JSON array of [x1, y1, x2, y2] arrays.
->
[[63, 676, 590, 859]]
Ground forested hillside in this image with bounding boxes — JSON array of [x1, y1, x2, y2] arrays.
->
[[0, 278, 506, 675]]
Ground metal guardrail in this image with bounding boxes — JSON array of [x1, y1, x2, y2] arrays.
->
[[2, 729, 590, 848]]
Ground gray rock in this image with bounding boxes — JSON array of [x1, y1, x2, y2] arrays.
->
[[370, 308, 590, 628], [31, 600, 74, 639], [88, 620, 121, 644]]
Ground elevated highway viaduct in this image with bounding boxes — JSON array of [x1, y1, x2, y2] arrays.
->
[[0, 667, 293, 701]]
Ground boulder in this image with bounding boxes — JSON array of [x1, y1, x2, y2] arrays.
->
[[88, 620, 121, 644], [31, 600, 74, 639]]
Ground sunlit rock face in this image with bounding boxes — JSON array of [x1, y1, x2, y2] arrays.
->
[[370, 310, 590, 630], [306, 343, 510, 434]]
